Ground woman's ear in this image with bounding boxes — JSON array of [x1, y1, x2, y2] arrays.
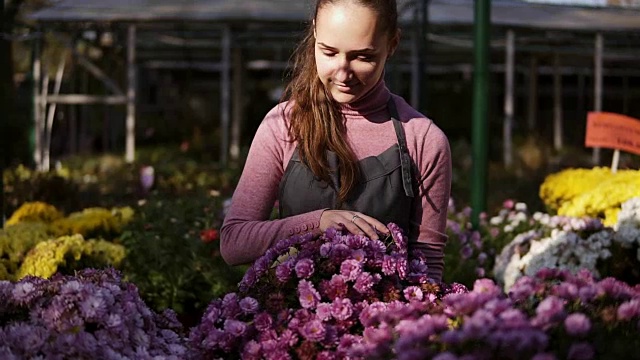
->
[[313, 19, 317, 39], [388, 28, 401, 57]]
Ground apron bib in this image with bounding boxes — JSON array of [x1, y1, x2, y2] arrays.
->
[[278, 98, 415, 233]]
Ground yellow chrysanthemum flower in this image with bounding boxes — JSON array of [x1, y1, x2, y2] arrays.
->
[[540, 167, 640, 225], [0, 222, 52, 264], [17, 234, 85, 279], [5, 202, 64, 226], [16, 234, 126, 280], [49, 206, 135, 238]]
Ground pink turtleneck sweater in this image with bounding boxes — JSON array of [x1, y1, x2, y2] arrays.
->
[[220, 80, 452, 282]]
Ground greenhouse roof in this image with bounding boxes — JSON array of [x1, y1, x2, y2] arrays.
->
[[28, 0, 640, 32]]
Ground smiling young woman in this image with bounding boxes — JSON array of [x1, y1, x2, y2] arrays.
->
[[221, 0, 452, 283]]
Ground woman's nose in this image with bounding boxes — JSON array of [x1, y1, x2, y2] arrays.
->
[[334, 56, 352, 82]]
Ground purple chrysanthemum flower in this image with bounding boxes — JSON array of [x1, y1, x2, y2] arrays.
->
[[381, 255, 396, 276], [531, 353, 557, 360], [317, 350, 338, 360], [253, 312, 273, 332], [79, 293, 108, 320], [239, 297, 260, 314], [340, 259, 362, 281], [295, 258, 315, 279], [346, 235, 367, 250], [331, 298, 354, 321], [396, 257, 408, 279], [617, 299, 640, 321], [533, 296, 566, 328], [316, 303, 333, 321], [567, 342, 595, 360], [11, 282, 37, 305], [224, 319, 247, 337], [359, 302, 387, 327], [300, 320, 326, 342], [460, 245, 473, 260], [298, 280, 321, 309], [242, 340, 262, 360], [275, 260, 294, 283], [403, 286, 424, 301], [432, 352, 458, 360], [320, 242, 333, 257], [564, 313, 591, 336], [351, 249, 367, 263], [278, 329, 299, 348], [354, 272, 374, 294]]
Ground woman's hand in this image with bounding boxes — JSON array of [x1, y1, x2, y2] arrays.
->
[[319, 210, 390, 240]]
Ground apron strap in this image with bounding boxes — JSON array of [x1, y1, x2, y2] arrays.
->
[[388, 98, 415, 198]]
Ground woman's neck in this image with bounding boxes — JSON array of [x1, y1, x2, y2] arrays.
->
[[339, 79, 390, 118]]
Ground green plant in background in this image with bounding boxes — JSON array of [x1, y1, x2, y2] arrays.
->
[[0, 222, 52, 280], [3, 165, 80, 216], [119, 194, 246, 327], [16, 234, 125, 280]]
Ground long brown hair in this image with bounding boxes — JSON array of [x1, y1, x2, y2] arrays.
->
[[281, 0, 399, 204]]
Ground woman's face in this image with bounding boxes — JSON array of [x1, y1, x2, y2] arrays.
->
[[314, 2, 398, 104]]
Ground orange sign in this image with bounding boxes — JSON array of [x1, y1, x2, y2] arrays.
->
[[585, 112, 640, 156]]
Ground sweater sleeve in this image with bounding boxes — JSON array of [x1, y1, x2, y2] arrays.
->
[[409, 122, 452, 283], [220, 105, 326, 266]]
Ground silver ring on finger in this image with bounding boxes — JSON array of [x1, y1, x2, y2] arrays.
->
[[351, 214, 361, 224]]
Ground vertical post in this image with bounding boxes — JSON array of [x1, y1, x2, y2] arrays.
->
[[410, 0, 427, 111], [1, 0, 5, 226], [527, 56, 538, 131], [577, 71, 585, 122], [125, 24, 136, 163], [553, 53, 563, 151], [503, 29, 515, 167], [471, 0, 490, 228], [220, 26, 231, 166], [43, 55, 66, 171], [592, 33, 603, 165], [622, 76, 629, 115], [230, 46, 243, 161], [410, 20, 420, 108], [33, 31, 42, 169]]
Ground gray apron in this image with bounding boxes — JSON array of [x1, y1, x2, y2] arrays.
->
[[278, 98, 415, 233]]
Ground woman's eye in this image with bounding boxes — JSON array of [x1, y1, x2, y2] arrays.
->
[[358, 55, 373, 61], [322, 51, 336, 57]]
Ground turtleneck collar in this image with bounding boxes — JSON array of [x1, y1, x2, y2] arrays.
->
[[339, 78, 391, 118]]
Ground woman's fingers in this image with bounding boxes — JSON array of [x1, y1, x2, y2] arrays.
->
[[319, 210, 389, 240], [352, 213, 390, 239]]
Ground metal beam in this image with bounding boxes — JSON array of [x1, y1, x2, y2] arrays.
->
[[45, 94, 127, 104]]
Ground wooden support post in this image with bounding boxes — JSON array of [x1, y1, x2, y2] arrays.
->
[[33, 37, 42, 169], [593, 33, 603, 165], [553, 53, 563, 151], [43, 55, 66, 171], [503, 29, 515, 167], [527, 56, 538, 131], [230, 46, 244, 161], [125, 25, 136, 163], [220, 26, 231, 166]]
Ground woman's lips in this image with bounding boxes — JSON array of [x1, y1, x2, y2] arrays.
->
[[333, 81, 358, 92]]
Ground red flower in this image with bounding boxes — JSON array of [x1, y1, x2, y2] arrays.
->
[[200, 229, 219, 243]]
